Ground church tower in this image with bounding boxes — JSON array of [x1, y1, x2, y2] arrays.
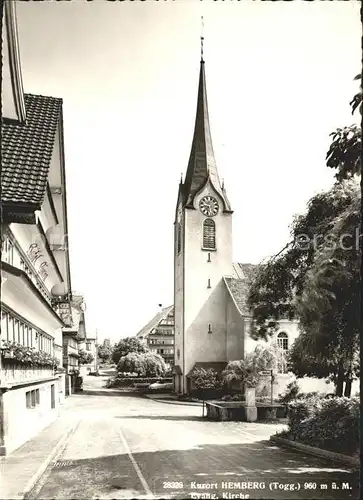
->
[[174, 54, 233, 394]]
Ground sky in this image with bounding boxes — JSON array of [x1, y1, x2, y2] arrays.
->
[[16, 0, 361, 343]]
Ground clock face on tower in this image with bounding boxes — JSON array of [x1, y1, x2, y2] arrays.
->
[[199, 196, 219, 217]]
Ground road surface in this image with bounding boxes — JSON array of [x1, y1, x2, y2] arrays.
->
[[28, 371, 359, 500]]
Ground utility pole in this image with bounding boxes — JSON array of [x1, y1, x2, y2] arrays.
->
[[95, 329, 98, 371]]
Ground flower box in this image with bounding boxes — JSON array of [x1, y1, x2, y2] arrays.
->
[[3, 350, 14, 359], [1, 341, 59, 368]]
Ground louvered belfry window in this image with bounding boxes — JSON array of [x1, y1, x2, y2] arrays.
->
[[203, 219, 216, 249]]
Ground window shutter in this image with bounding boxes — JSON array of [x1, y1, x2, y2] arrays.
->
[[203, 219, 216, 249]]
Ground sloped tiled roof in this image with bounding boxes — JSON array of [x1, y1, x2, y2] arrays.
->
[[1, 94, 62, 205], [224, 262, 259, 316], [136, 305, 174, 339]]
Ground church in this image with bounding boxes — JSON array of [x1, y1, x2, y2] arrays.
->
[[172, 54, 301, 395]]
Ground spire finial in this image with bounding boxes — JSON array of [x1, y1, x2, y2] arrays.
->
[[200, 16, 204, 62]]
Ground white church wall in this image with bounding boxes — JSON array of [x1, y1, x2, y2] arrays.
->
[[244, 319, 300, 355], [174, 213, 184, 385], [184, 280, 228, 376], [183, 188, 232, 333], [180, 184, 234, 380], [226, 293, 245, 361]]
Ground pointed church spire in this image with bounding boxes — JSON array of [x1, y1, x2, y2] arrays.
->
[[200, 16, 204, 62], [182, 39, 232, 212]]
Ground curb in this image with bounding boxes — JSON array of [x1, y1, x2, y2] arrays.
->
[[145, 395, 202, 407], [154, 399, 202, 407], [22, 419, 80, 500], [269, 435, 359, 468]]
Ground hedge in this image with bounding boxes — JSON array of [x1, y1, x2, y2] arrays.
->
[[285, 396, 359, 455], [107, 377, 172, 388]]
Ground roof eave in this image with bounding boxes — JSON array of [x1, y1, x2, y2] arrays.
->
[[1, 201, 41, 224], [57, 107, 73, 296]]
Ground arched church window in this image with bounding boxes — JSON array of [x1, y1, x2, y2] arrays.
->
[[277, 332, 289, 351], [203, 219, 216, 249]]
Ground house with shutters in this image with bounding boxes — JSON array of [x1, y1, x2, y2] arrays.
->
[[62, 293, 97, 385], [0, 0, 75, 455], [61, 294, 85, 394], [136, 306, 175, 370]]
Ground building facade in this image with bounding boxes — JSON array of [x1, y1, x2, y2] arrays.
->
[[0, 0, 73, 455], [173, 57, 305, 395], [78, 332, 98, 375], [136, 306, 175, 370]]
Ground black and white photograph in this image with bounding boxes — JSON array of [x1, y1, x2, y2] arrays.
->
[[0, 0, 361, 499]]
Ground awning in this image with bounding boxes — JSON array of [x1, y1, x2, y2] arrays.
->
[[186, 361, 227, 378]]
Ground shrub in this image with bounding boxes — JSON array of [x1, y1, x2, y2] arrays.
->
[[105, 378, 114, 388], [107, 376, 172, 388], [277, 380, 320, 405], [277, 381, 301, 404], [256, 382, 270, 398], [223, 345, 286, 389], [117, 352, 167, 378], [256, 396, 272, 403], [189, 368, 221, 390], [231, 394, 245, 401], [287, 396, 322, 435], [112, 337, 148, 365], [78, 349, 94, 365], [286, 396, 359, 455]]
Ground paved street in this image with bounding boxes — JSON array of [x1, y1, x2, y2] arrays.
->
[[28, 372, 359, 500]]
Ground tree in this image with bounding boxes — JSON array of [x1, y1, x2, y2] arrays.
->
[[112, 336, 148, 365], [222, 345, 286, 389], [117, 352, 147, 376], [117, 352, 166, 378], [78, 349, 94, 365], [326, 74, 361, 181], [248, 179, 360, 396], [189, 368, 221, 391], [247, 74, 361, 396], [97, 342, 113, 363], [248, 180, 359, 336], [142, 352, 167, 378], [291, 189, 360, 396]]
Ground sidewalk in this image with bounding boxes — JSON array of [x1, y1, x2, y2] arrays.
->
[[0, 405, 79, 500]]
